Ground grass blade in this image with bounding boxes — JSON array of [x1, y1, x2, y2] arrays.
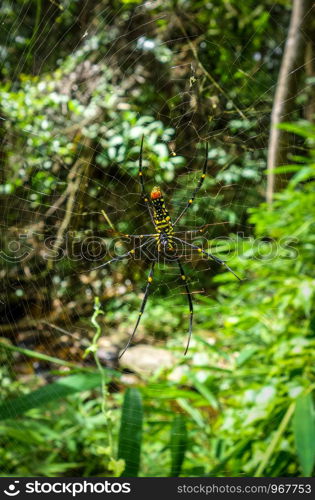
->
[[170, 414, 188, 477], [293, 392, 315, 476], [192, 378, 218, 410], [177, 398, 204, 428], [118, 388, 143, 477], [0, 341, 92, 371], [255, 402, 295, 477]]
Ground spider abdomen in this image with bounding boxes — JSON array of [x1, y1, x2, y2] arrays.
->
[[150, 187, 174, 252], [152, 198, 173, 229]]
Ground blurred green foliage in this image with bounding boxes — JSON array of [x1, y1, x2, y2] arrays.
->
[[0, 0, 314, 479], [1, 127, 314, 476]]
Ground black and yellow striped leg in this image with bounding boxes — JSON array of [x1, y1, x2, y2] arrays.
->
[[174, 142, 209, 226], [138, 135, 155, 225], [172, 222, 228, 238], [89, 239, 152, 271], [177, 259, 193, 355], [119, 261, 155, 359], [174, 237, 242, 281]]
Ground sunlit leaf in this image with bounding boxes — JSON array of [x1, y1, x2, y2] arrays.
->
[[293, 393, 315, 476], [118, 388, 143, 477], [170, 415, 187, 477]]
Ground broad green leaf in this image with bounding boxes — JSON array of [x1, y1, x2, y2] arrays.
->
[[118, 388, 143, 477], [0, 373, 102, 420], [293, 393, 315, 476], [170, 415, 188, 477]]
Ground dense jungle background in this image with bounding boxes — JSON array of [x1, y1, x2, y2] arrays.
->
[[0, 0, 315, 477]]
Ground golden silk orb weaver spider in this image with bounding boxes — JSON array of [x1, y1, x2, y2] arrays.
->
[[97, 136, 241, 358]]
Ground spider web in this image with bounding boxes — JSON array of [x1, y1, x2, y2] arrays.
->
[[0, 0, 302, 477]]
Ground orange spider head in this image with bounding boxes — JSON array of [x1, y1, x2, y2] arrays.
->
[[150, 186, 162, 200]]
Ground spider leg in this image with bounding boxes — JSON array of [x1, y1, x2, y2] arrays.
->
[[173, 142, 208, 226], [103, 228, 159, 241], [119, 261, 155, 359], [172, 222, 228, 237], [173, 237, 242, 281], [88, 239, 153, 271], [177, 259, 193, 355], [138, 135, 155, 225], [122, 233, 158, 239]]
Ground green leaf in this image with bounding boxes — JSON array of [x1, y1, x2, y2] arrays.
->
[[0, 341, 94, 372], [293, 393, 315, 476], [37, 462, 82, 475], [236, 346, 257, 367], [264, 165, 302, 174], [277, 122, 315, 139], [170, 415, 188, 477], [255, 403, 296, 477], [176, 398, 205, 428], [0, 424, 45, 445], [0, 373, 102, 420], [118, 388, 143, 477], [209, 440, 250, 476]]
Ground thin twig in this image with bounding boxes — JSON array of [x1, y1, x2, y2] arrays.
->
[[101, 209, 116, 231], [48, 139, 93, 269]]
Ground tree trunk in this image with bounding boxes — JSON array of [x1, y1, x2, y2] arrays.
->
[[305, 38, 315, 121], [266, 0, 314, 205]]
